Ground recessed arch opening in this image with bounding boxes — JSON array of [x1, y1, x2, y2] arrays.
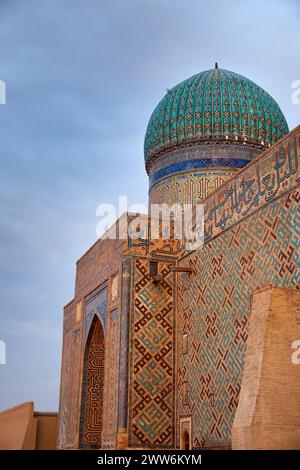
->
[[79, 315, 105, 449]]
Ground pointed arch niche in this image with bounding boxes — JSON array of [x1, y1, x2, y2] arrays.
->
[[79, 315, 105, 448]]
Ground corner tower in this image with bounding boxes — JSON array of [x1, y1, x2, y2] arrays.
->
[[145, 65, 288, 206]]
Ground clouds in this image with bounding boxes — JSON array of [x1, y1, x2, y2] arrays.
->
[[0, 0, 299, 411]]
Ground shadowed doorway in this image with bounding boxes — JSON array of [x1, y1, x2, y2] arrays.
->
[[184, 430, 190, 450]]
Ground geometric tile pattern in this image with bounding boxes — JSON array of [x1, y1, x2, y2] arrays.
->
[[149, 158, 249, 186], [57, 301, 76, 449], [145, 68, 288, 163], [150, 170, 234, 205], [176, 186, 300, 448], [124, 219, 184, 259], [102, 308, 120, 449], [129, 259, 175, 447], [150, 127, 299, 221], [84, 287, 107, 336], [58, 126, 299, 451], [79, 316, 105, 448], [204, 132, 300, 243], [68, 328, 81, 447]]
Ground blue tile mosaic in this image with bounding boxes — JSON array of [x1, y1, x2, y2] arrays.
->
[[149, 158, 250, 186]]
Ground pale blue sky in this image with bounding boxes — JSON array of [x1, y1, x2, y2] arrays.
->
[[0, 0, 299, 411]]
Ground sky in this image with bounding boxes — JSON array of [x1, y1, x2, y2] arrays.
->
[[0, 0, 299, 412]]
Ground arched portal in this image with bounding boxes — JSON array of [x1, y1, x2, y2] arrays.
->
[[180, 417, 192, 450], [79, 316, 105, 448]]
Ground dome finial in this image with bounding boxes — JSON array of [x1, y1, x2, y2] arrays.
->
[[215, 62, 218, 69]]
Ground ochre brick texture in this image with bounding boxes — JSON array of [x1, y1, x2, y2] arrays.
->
[[232, 287, 300, 449]]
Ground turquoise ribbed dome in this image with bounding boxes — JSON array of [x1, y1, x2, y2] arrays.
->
[[144, 67, 288, 163]]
